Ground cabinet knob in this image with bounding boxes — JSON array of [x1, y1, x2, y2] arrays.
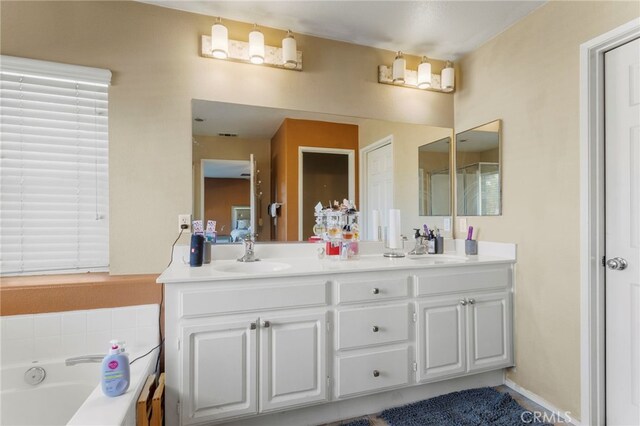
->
[[372, 325, 379, 332], [262, 320, 271, 328], [468, 298, 475, 305], [372, 370, 380, 377], [372, 288, 380, 295], [459, 299, 467, 306], [250, 322, 257, 330]]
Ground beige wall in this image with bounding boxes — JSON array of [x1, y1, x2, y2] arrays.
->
[[192, 135, 271, 240], [454, 0, 639, 419], [0, 1, 453, 274], [359, 120, 453, 238]]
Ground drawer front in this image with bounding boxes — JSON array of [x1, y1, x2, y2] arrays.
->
[[180, 281, 328, 318], [416, 266, 510, 296], [336, 346, 411, 398], [337, 304, 410, 350], [336, 276, 410, 304]]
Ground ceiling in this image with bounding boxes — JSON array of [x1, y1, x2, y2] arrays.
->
[[139, 0, 545, 59]]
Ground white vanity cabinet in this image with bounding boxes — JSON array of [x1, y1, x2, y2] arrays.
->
[[161, 258, 515, 426]]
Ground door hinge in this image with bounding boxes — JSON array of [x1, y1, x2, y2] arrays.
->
[[177, 339, 181, 351], [412, 312, 417, 323], [326, 321, 331, 332], [412, 362, 418, 372], [177, 401, 181, 415], [327, 376, 331, 388], [601, 256, 606, 267]]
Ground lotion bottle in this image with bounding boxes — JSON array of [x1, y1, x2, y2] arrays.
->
[[101, 340, 130, 397]]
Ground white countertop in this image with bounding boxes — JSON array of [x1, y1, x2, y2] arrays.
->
[[157, 240, 516, 284]]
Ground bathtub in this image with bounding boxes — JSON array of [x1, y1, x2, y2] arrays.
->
[[0, 348, 158, 426]]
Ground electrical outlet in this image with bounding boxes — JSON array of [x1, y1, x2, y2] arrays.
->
[[178, 214, 191, 232]]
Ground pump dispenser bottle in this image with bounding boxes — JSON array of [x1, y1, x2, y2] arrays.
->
[[101, 340, 130, 397]]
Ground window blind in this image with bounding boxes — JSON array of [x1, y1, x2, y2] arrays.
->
[[0, 56, 111, 275]]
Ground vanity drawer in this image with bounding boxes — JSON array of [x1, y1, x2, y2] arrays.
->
[[416, 266, 510, 297], [180, 281, 329, 318], [336, 276, 410, 304], [337, 304, 410, 350], [336, 346, 411, 398]]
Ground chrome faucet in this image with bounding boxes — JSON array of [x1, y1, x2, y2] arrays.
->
[[65, 355, 104, 366], [238, 234, 259, 262], [408, 229, 428, 255]]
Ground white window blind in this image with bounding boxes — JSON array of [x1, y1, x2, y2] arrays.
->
[[0, 56, 111, 275]]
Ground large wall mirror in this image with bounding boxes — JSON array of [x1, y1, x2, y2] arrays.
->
[[418, 137, 451, 217], [455, 119, 502, 216], [192, 99, 453, 242]]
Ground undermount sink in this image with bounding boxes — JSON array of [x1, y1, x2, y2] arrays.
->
[[407, 255, 468, 264], [213, 261, 292, 274]]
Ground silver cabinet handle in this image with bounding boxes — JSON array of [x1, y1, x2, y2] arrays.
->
[[459, 299, 467, 306], [372, 325, 379, 332], [250, 322, 257, 330], [468, 299, 475, 305], [372, 370, 380, 377], [262, 320, 271, 328], [372, 288, 380, 295], [606, 257, 628, 271]]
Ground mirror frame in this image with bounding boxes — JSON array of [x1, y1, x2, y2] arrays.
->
[[454, 119, 502, 217]]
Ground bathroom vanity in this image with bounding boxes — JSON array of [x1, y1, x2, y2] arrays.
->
[[158, 242, 515, 426]]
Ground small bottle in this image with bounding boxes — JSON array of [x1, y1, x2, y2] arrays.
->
[[101, 340, 130, 397], [427, 230, 436, 254]]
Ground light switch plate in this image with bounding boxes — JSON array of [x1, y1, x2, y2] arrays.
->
[[443, 217, 451, 232], [458, 218, 467, 234]]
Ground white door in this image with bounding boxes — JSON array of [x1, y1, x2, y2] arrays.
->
[[366, 140, 393, 240], [250, 153, 256, 236], [259, 312, 327, 412], [466, 292, 512, 372], [180, 319, 258, 425], [416, 299, 466, 382], [605, 37, 640, 426]]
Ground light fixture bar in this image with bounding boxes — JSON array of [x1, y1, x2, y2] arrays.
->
[[378, 65, 453, 93], [201, 35, 303, 71]]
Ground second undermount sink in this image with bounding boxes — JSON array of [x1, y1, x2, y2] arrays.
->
[[213, 261, 292, 274], [407, 255, 468, 264]]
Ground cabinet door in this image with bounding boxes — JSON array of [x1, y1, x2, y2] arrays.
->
[[180, 319, 257, 425], [467, 292, 512, 372], [416, 299, 466, 382], [259, 312, 327, 412]]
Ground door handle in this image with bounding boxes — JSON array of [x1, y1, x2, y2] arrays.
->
[[606, 257, 628, 271]]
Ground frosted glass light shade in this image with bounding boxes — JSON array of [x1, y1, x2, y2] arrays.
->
[[417, 57, 432, 89], [211, 20, 228, 59], [282, 30, 297, 69], [441, 61, 455, 92], [392, 52, 405, 84], [249, 27, 265, 64]]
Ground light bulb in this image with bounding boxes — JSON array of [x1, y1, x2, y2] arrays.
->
[[211, 18, 228, 59], [282, 30, 297, 69], [392, 51, 406, 84], [249, 24, 265, 65], [417, 56, 432, 89]]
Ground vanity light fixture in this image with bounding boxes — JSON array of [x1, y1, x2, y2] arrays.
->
[[282, 30, 297, 69], [378, 54, 455, 93], [417, 56, 432, 89], [211, 17, 229, 59], [441, 60, 455, 92], [249, 24, 265, 65], [201, 21, 302, 70], [392, 51, 406, 84]]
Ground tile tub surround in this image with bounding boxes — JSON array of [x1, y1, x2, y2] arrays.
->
[[0, 304, 159, 365]]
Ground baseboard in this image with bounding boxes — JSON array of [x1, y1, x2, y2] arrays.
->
[[504, 379, 581, 425]]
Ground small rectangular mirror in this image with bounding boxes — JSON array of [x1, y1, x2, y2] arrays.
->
[[455, 120, 501, 216], [418, 137, 451, 216]]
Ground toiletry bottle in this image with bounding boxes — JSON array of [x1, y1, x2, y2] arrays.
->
[[427, 230, 436, 254], [101, 340, 130, 397], [435, 228, 444, 254]]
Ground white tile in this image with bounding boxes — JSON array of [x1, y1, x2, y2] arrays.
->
[[62, 333, 87, 357], [86, 331, 111, 354], [1, 315, 34, 340], [111, 328, 136, 351], [34, 313, 61, 338], [33, 336, 62, 360], [136, 305, 159, 328], [135, 327, 159, 351], [62, 312, 87, 335], [1, 338, 34, 364], [112, 307, 137, 330], [87, 309, 111, 332]]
